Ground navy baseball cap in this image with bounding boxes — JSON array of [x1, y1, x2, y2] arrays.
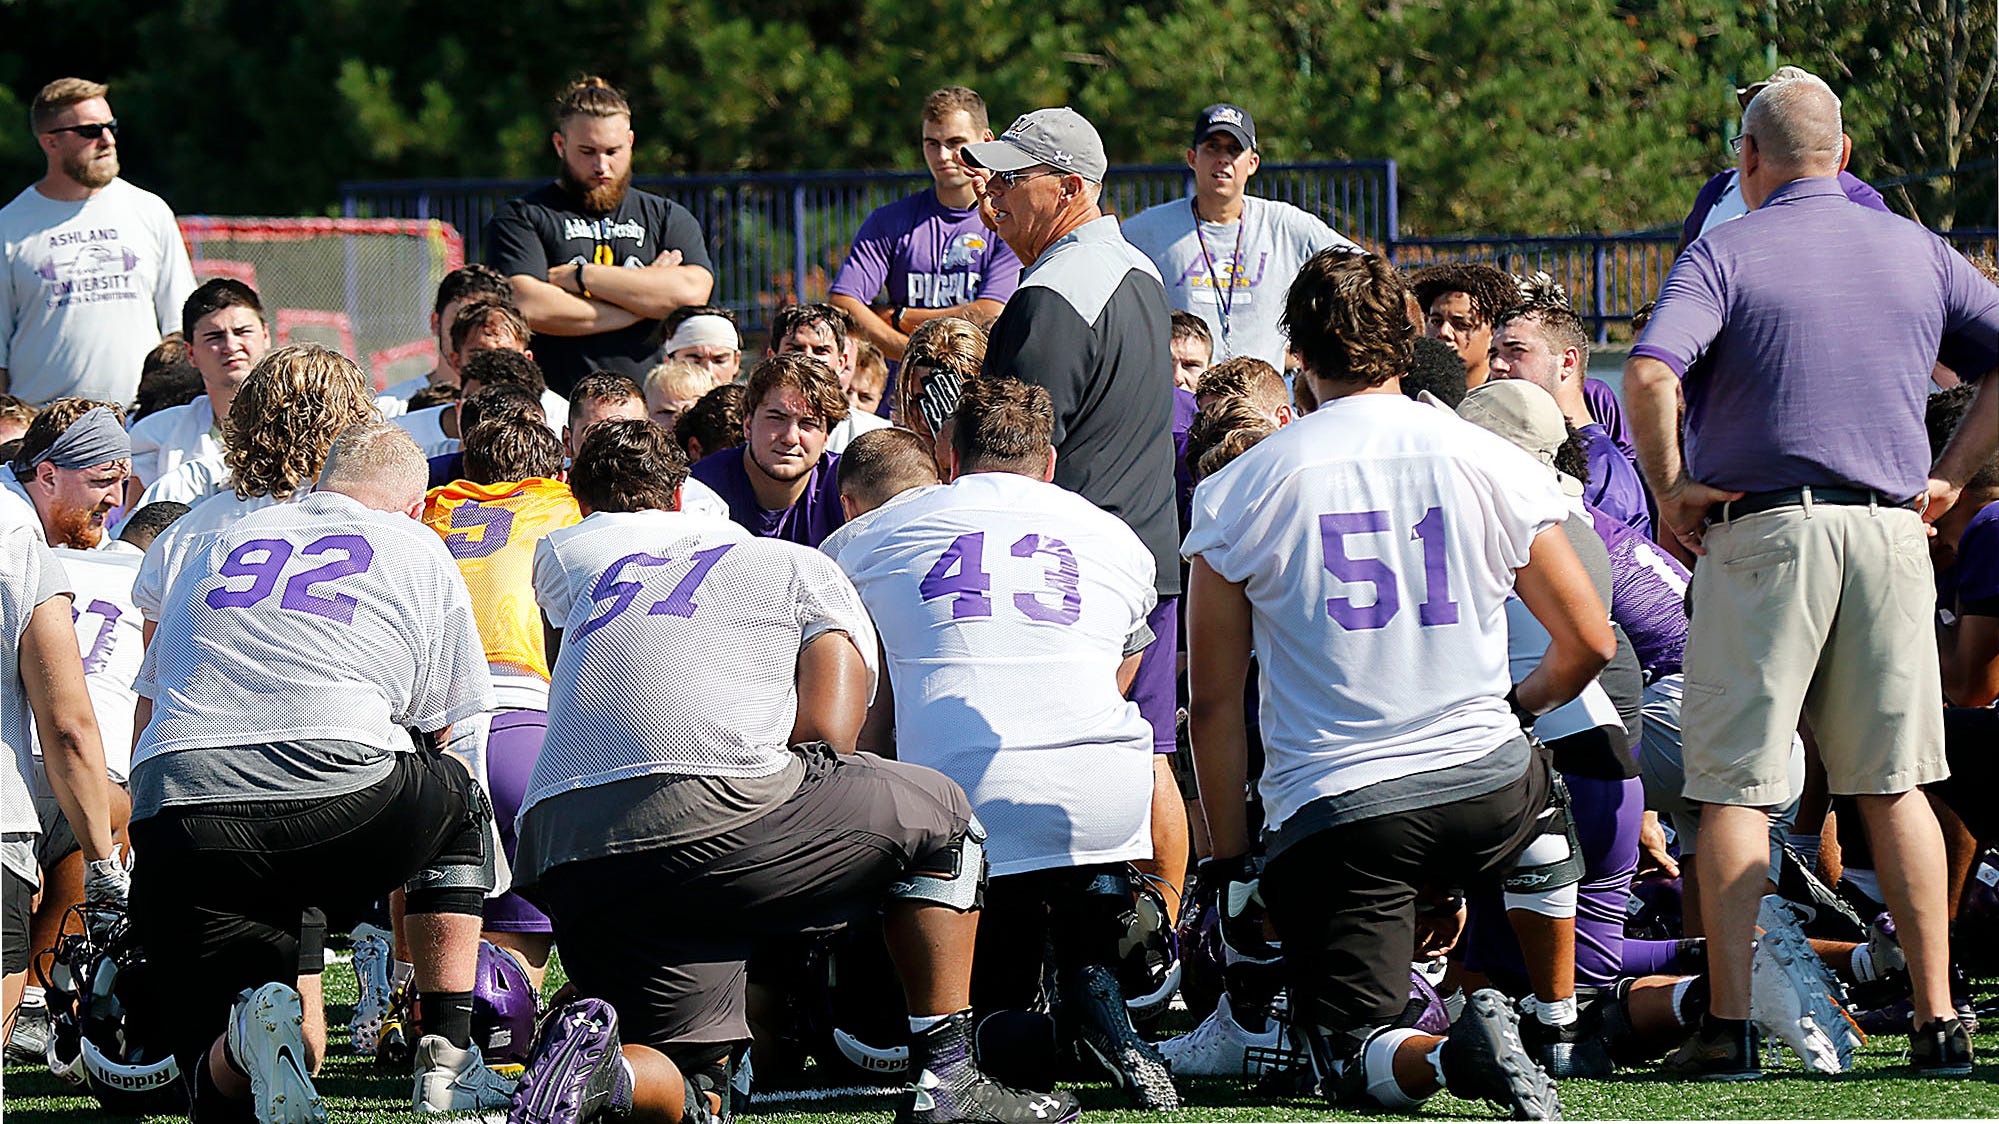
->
[[1193, 104, 1256, 151]]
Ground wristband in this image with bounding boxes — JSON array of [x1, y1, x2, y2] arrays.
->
[[577, 263, 594, 301], [890, 306, 906, 333], [1506, 685, 1537, 730]]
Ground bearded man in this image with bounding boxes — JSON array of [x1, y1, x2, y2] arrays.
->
[[485, 76, 715, 399]]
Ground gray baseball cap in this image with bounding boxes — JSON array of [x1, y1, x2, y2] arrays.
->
[[962, 107, 1108, 182]]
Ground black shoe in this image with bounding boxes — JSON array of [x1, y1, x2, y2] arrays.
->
[[1062, 964, 1179, 1110], [1519, 998, 1613, 1079], [1911, 1018, 1973, 1078], [1661, 1015, 1761, 1082], [1439, 989, 1561, 1121], [902, 1010, 1081, 1124]]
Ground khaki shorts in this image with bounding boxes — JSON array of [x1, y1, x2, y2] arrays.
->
[[1681, 500, 1945, 805]]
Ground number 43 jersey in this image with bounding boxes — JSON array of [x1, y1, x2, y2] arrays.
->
[[134, 491, 495, 764], [524, 510, 879, 813], [829, 472, 1158, 876], [1182, 394, 1572, 833]]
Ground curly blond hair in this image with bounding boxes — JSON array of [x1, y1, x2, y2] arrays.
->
[[224, 344, 378, 500]]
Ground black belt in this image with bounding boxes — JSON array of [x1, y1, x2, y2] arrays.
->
[[1716, 486, 1920, 522]]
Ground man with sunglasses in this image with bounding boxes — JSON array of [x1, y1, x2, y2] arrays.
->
[[3, 78, 194, 408]]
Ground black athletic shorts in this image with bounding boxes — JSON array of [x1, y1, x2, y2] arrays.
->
[[1261, 748, 1550, 1041], [534, 745, 974, 1069], [126, 748, 481, 1077], [2, 864, 32, 975]]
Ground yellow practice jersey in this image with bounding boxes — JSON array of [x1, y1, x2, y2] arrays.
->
[[423, 477, 582, 680]]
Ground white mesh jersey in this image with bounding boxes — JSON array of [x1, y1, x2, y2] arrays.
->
[[46, 544, 145, 782], [830, 472, 1158, 876], [1182, 393, 1571, 833], [133, 487, 295, 621], [2, 506, 59, 846], [523, 509, 878, 815], [132, 491, 494, 762]]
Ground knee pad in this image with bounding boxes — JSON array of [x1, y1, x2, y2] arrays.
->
[[889, 816, 986, 913], [406, 765, 495, 915], [1502, 780, 1585, 918]]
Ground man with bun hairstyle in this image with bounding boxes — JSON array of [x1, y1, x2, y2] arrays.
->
[[486, 76, 715, 398]]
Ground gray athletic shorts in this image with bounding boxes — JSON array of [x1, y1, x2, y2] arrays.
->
[[533, 745, 975, 1067]]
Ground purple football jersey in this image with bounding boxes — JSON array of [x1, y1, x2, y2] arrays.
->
[[689, 447, 847, 548], [830, 190, 1022, 311], [1580, 423, 1652, 538], [1583, 377, 1635, 463], [1955, 501, 1999, 615], [1587, 503, 1689, 678], [1173, 387, 1198, 534]]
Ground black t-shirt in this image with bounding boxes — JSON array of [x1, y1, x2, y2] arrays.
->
[[484, 182, 713, 397]]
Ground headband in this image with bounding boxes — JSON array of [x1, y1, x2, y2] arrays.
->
[[664, 315, 741, 355], [25, 407, 130, 471]]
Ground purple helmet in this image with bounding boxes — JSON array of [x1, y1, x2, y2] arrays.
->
[[473, 942, 538, 1066], [1625, 872, 1685, 943], [1119, 872, 1183, 1031], [1404, 967, 1452, 1035]]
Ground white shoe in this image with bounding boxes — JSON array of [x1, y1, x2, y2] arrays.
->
[[1158, 992, 1289, 1077], [412, 1034, 517, 1116], [1751, 894, 1861, 1074], [349, 927, 394, 1056], [227, 983, 327, 1124]]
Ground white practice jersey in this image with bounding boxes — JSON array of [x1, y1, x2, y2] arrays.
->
[[831, 472, 1158, 876], [524, 509, 877, 815], [127, 395, 221, 491], [133, 491, 493, 763], [46, 543, 145, 781], [2, 504, 57, 851], [1182, 393, 1571, 832]]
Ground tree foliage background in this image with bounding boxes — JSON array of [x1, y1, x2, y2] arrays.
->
[[0, 0, 1989, 234]]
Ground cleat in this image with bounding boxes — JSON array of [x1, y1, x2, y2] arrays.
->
[[1662, 1016, 1762, 1081], [1439, 989, 1561, 1120], [900, 1010, 1080, 1124], [1750, 895, 1860, 1073], [6, 999, 52, 1066], [228, 983, 327, 1124], [1910, 1018, 1973, 1078], [1062, 963, 1178, 1110], [1158, 991, 1289, 1077], [508, 999, 634, 1124], [1518, 996, 1612, 1080], [414, 1034, 518, 1115], [349, 928, 395, 1057]]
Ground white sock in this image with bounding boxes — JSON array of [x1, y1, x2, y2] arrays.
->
[[1427, 1041, 1448, 1087], [620, 1056, 637, 1086], [20, 984, 44, 1007], [1850, 943, 1877, 983], [1670, 978, 1698, 1026], [909, 1012, 951, 1034], [1362, 1027, 1428, 1108], [1526, 994, 1578, 1027]]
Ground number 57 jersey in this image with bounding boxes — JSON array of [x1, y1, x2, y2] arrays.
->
[[829, 472, 1159, 877], [134, 491, 495, 765]]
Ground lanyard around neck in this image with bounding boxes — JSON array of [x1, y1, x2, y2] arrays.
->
[[1192, 199, 1245, 349]]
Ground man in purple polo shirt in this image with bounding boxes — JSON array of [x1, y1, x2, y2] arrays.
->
[[689, 354, 849, 548], [831, 87, 1022, 365], [1625, 72, 1999, 1080], [1487, 299, 1652, 537]]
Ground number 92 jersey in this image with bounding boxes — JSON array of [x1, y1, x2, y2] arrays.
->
[[133, 491, 495, 766], [1181, 394, 1571, 832]]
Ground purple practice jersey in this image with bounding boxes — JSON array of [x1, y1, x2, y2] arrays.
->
[[830, 190, 1022, 312], [1172, 387, 1197, 535], [1952, 501, 1999, 617], [689, 447, 847, 548], [1582, 377, 1635, 463], [1580, 423, 1651, 538], [1587, 503, 1689, 678]]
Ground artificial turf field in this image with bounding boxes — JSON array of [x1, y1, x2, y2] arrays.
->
[[7, 949, 1999, 1122]]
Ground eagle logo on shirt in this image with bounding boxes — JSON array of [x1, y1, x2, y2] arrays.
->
[[941, 232, 987, 271]]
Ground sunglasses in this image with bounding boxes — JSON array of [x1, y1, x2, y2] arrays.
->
[[46, 119, 117, 141], [991, 168, 1059, 191]]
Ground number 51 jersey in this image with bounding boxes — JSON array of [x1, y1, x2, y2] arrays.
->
[[134, 491, 495, 765], [829, 471, 1158, 876]]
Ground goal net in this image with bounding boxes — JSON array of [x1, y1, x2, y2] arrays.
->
[[178, 217, 465, 392]]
